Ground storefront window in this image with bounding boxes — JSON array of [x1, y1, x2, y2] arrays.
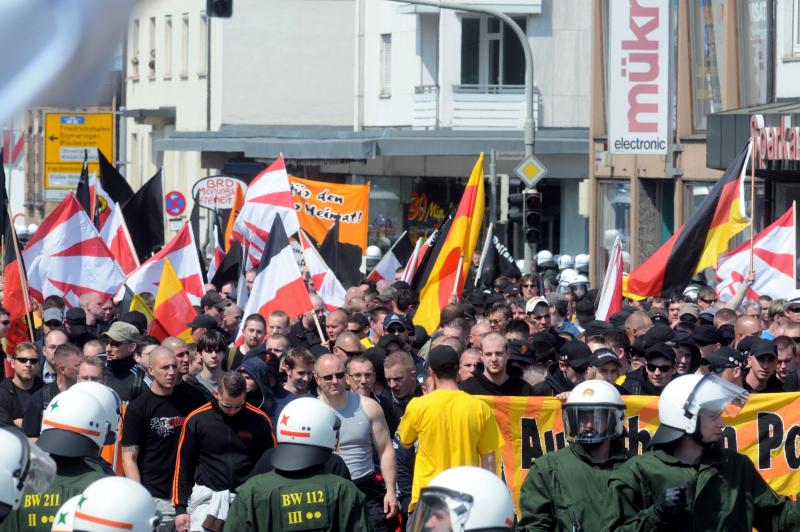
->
[[689, 0, 725, 131], [366, 176, 404, 252], [738, 0, 773, 106], [597, 181, 632, 279]]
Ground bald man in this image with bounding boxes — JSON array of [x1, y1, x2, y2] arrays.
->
[[162, 337, 191, 379], [315, 354, 398, 529], [80, 292, 103, 327], [326, 309, 349, 347], [333, 331, 363, 361], [624, 311, 653, 344], [734, 315, 762, 347]]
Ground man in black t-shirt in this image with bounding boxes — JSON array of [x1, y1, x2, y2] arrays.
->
[[121, 346, 205, 530]]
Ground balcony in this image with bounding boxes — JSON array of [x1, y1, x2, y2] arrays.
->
[[413, 84, 538, 131]]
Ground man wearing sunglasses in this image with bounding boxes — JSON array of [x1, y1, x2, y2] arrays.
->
[[173, 372, 275, 532], [621, 343, 676, 396], [0, 342, 44, 428]]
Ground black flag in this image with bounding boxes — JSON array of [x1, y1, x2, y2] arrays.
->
[[75, 151, 93, 220], [319, 218, 362, 289], [122, 169, 165, 261], [97, 149, 134, 204], [478, 231, 522, 288]]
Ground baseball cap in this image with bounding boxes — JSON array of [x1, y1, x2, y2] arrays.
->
[[187, 314, 217, 330], [678, 303, 700, 319], [558, 340, 593, 368], [200, 291, 226, 311], [525, 296, 549, 314], [642, 325, 675, 349], [750, 338, 777, 359], [582, 320, 613, 339], [575, 299, 595, 322], [504, 285, 520, 296], [691, 324, 721, 346], [65, 307, 87, 324], [383, 313, 409, 331], [701, 347, 746, 371], [508, 339, 533, 364], [644, 342, 676, 363], [425, 345, 460, 374], [103, 322, 140, 343], [590, 348, 620, 368], [469, 291, 489, 306], [698, 307, 717, 324], [42, 308, 63, 324], [783, 290, 800, 311]]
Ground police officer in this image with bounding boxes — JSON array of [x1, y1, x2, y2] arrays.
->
[[0, 389, 111, 531], [407, 466, 515, 531], [0, 427, 56, 523], [518, 380, 631, 531], [225, 397, 371, 531], [605, 374, 800, 529]]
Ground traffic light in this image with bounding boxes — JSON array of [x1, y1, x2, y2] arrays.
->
[[207, 0, 233, 18], [507, 192, 524, 224], [523, 190, 542, 243]]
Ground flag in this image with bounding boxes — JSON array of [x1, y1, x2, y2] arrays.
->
[[410, 207, 455, 291], [149, 259, 196, 342], [97, 149, 134, 205], [75, 152, 94, 222], [188, 201, 209, 283], [129, 293, 155, 325], [224, 182, 244, 252], [595, 236, 624, 321], [477, 226, 522, 288], [22, 194, 126, 307], [318, 218, 363, 289], [207, 210, 225, 281], [231, 156, 299, 267], [625, 140, 752, 299], [415, 154, 486, 333], [401, 235, 424, 284], [210, 241, 244, 291], [119, 222, 205, 305], [122, 169, 164, 262], [238, 217, 312, 343], [299, 229, 345, 311], [2, 210, 32, 371], [367, 231, 414, 283], [714, 205, 796, 302], [99, 202, 140, 276]]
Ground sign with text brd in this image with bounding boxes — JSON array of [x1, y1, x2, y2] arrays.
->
[[288, 176, 369, 255], [607, 0, 669, 154]]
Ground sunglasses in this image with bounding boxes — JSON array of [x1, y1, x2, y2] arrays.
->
[[0, 320, 10, 326], [522, 284, 536, 288], [646, 363, 672, 373], [700, 298, 718, 304], [386, 326, 406, 334], [786, 307, 800, 313], [14, 357, 39, 365], [219, 400, 245, 409], [319, 371, 346, 381], [106, 340, 127, 348]]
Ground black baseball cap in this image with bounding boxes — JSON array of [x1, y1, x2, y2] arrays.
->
[[558, 340, 593, 368], [644, 342, 676, 363], [575, 300, 595, 322], [582, 320, 613, 339], [590, 348, 620, 368], [187, 314, 217, 330], [425, 345, 460, 374], [701, 347, 746, 371], [508, 340, 533, 364], [691, 324, 721, 346], [750, 338, 777, 359]]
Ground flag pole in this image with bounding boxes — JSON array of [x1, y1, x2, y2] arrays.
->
[[452, 251, 464, 298], [474, 223, 493, 287], [6, 209, 35, 342], [749, 138, 756, 273], [290, 236, 327, 343]]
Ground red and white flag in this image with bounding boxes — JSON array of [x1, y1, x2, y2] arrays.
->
[[715, 205, 796, 302], [231, 156, 300, 268], [299, 230, 345, 311], [238, 217, 312, 344], [118, 222, 205, 305], [22, 194, 126, 307], [595, 236, 623, 321], [367, 231, 415, 284], [206, 213, 225, 281], [99, 201, 140, 276]]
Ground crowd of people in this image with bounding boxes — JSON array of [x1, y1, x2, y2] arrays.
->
[[0, 246, 799, 531]]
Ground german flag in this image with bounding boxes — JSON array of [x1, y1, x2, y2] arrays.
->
[[414, 154, 485, 333], [625, 140, 752, 299]]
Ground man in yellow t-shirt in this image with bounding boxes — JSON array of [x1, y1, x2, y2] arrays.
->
[[397, 345, 503, 512]]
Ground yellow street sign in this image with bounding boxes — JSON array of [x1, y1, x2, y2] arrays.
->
[[514, 154, 548, 188], [43, 112, 114, 196]]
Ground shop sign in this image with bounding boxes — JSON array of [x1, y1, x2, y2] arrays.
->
[[607, 0, 669, 155], [750, 114, 800, 169]]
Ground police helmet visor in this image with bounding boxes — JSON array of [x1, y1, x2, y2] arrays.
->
[[562, 405, 622, 444], [269, 443, 333, 472], [684, 374, 749, 420], [36, 428, 99, 458], [0, 429, 56, 510], [409, 487, 474, 532]]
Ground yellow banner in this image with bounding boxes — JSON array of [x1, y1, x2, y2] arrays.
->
[[288, 176, 369, 255], [479, 393, 800, 509]]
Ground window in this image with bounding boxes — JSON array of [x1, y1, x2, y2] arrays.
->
[[460, 16, 526, 86], [596, 181, 631, 280], [163, 15, 172, 78], [199, 12, 208, 77], [131, 19, 140, 78], [181, 14, 189, 77], [148, 17, 156, 78], [689, 0, 724, 131], [380, 34, 392, 97], [738, 0, 772, 106]]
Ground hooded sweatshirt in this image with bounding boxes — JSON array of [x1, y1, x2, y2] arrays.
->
[[237, 357, 276, 421]]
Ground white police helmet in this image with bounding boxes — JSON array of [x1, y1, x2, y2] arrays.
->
[[37, 390, 109, 458], [70, 382, 121, 445], [0, 427, 56, 520], [271, 397, 341, 471], [557, 254, 574, 270], [650, 374, 748, 446], [574, 254, 590, 273], [51, 495, 80, 532], [564, 380, 626, 444], [70, 477, 161, 532], [409, 466, 515, 531], [536, 250, 555, 268]]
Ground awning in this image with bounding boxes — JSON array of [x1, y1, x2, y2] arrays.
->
[[707, 100, 800, 175], [153, 125, 588, 161]]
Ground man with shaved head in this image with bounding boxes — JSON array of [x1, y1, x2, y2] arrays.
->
[[735, 314, 762, 347], [316, 354, 398, 530], [122, 345, 205, 527], [333, 331, 363, 361], [325, 308, 349, 349], [162, 336, 191, 380], [625, 311, 653, 345]]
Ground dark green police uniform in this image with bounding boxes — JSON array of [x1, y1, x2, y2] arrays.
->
[[225, 469, 372, 532], [604, 446, 800, 531], [517, 439, 632, 531], [0, 457, 108, 532]]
